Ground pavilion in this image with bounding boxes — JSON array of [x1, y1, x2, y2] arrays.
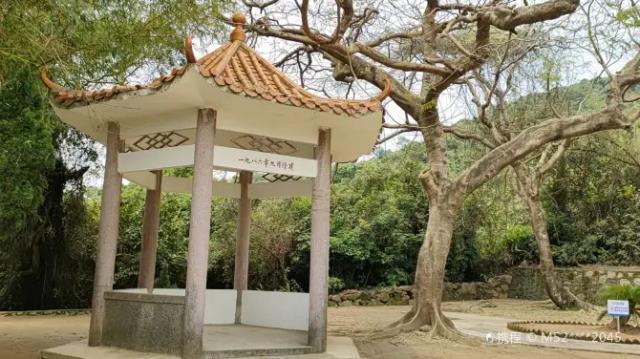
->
[[40, 14, 388, 359]]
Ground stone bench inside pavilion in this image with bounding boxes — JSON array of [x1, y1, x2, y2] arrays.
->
[[39, 14, 388, 359]]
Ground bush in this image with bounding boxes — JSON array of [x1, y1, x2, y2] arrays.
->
[[328, 277, 345, 294], [599, 284, 640, 325]]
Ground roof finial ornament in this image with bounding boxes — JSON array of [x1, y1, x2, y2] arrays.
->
[[370, 78, 392, 102], [230, 13, 247, 42], [184, 36, 197, 63], [39, 66, 64, 92]]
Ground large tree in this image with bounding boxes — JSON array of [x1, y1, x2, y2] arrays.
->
[[457, 0, 637, 310], [239, 0, 640, 337], [0, 0, 229, 310]]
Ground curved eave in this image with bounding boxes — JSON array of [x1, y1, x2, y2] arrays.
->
[[48, 67, 383, 162]]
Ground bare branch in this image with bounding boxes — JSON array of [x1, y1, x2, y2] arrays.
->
[[538, 139, 569, 175], [479, 0, 580, 32], [444, 126, 496, 149], [301, 0, 354, 45], [243, 0, 279, 12], [349, 43, 452, 75], [377, 128, 418, 145], [365, 30, 421, 48]]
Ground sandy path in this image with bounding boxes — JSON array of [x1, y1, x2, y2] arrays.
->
[[0, 315, 88, 359], [1, 300, 638, 359]]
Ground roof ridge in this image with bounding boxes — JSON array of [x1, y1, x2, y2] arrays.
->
[[40, 19, 390, 116]]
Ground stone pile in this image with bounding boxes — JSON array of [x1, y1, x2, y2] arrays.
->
[[328, 275, 513, 307]]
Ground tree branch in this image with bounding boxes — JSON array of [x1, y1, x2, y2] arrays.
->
[[444, 126, 496, 149]]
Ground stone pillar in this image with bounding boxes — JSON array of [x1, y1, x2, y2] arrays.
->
[[137, 170, 163, 291], [233, 171, 252, 324], [88, 122, 123, 346], [182, 109, 216, 359], [308, 128, 331, 353]]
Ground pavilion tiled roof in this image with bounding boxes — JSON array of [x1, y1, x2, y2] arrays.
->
[[40, 14, 390, 117]]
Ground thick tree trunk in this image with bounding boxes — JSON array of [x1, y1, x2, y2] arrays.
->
[[521, 192, 570, 308], [513, 165, 593, 310], [383, 199, 465, 339]]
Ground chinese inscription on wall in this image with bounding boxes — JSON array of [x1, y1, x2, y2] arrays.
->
[[238, 157, 295, 171]]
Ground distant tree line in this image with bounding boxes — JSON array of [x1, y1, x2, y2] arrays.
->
[[3, 124, 640, 310]]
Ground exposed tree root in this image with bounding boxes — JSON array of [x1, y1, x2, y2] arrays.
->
[[369, 303, 479, 345], [370, 306, 426, 340]]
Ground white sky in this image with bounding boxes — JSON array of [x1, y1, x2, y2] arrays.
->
[[80, 1, 638, 187]]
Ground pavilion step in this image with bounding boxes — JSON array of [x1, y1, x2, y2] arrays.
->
[[204, 346, 313, 359]]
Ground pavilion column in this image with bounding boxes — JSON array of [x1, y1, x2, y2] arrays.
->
[[88, 122, 123, 346], [182, 109, 216, 359], [233, 171, 252, 324], [308, 128, 331, 353], [137, 170, 163, 291]]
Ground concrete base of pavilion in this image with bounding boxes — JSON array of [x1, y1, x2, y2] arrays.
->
[[41, 326, 360, 359]]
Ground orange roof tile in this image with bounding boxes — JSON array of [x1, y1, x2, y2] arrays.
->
[[40, 13, 390, 117]]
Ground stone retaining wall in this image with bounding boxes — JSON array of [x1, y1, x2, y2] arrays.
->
[[329, 266, 640, 307], [509, 266, 640, 303], [328, 275, 513, 307]]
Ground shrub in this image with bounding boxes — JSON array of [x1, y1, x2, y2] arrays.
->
[[598, 284, 640, 326]]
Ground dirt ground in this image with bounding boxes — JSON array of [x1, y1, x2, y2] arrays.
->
[[0, 314, 88, 359], [515, 322, 640, 342], [1, 300, 638, 359], [329, 302, 640, 359], [442, 298, 610, 322]]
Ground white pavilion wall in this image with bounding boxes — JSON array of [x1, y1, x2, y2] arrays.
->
[[117, 289, 308, 330]]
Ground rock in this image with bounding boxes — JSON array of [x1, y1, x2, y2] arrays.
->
[[341, 290, 361, 301], [620, 279, 631, 285], [340, 300, 353, 307], [585, 271, 594, 277], [460, 282, 474, 294], [360, 291, 373, 301], [328, 301, 338, 307], [634, 278, 640, 285], [617, 272, 624, 278], [377, 292, 390, 303], [329, 295, 342, 303], [478, 300, 497, 308], [607, 271, 616, 279]]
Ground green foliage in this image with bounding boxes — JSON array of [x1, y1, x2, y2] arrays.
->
[[329, 143, 427, 288], [0, 0, 229, 310], [3, 11, 640, 310], [599, 284, 640, 320], [0, 69, 56, 231], [546, 127, 640, 266], [447, 196, 483, 282], [328, 277, 346, 294], [617, 6, 640, 26], [0, 1, 229, 84]]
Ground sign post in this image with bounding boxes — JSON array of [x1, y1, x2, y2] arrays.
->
[[607, 299, 630, 333]]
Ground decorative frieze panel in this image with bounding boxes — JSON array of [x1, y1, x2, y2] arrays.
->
[[132, 131, 188, 151], [261, 173, 302, 183], [231, 134, 297, 155]]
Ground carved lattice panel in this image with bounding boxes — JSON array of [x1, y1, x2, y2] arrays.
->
[[231, 134, 297, 155], [132, 132, 188, 151], [261, 173, 302, 183]]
